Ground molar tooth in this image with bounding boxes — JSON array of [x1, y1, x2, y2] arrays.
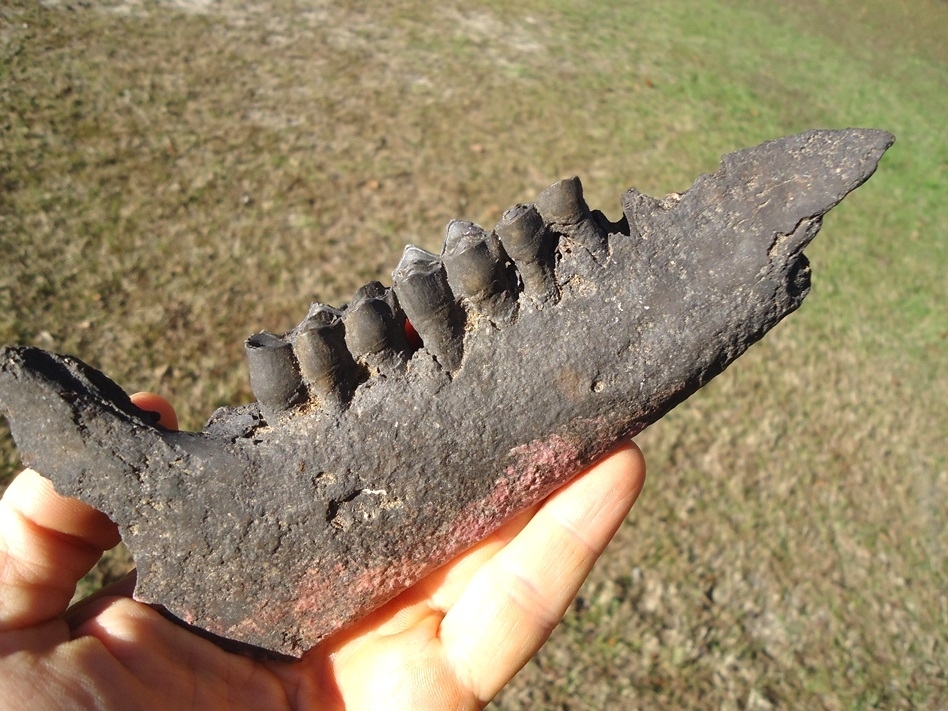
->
[[245, 331, 304, 421], [344, 299, 388, 356], [344, 291, 408, 369], [494, 203, 559, 304], [535, 176, 608, 260], [353, 280, 389, 301], [442, 220, 517, 320], [352, 281, 410, 346], [293, 305, 356, 403], [535, 176, 587, 225], [392, 245, 463, 371]]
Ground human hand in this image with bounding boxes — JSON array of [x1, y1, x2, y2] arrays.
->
[[0, 393, 645, 710]]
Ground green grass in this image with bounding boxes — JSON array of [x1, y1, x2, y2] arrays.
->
[[1, 0, 945, 707]]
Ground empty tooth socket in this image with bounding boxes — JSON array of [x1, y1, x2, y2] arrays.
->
[[442, 220, 517, 319], [494, 203, 559, 304], [392, 245, 464, 371], [535, 176, 608, 260], [294, 305, 356, 402], [245, 331, 304, 421]]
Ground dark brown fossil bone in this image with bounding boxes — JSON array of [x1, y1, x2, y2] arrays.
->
[[0, 129, 893, 658]]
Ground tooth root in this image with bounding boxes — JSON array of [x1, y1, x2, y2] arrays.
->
[[293, 305, 356, 402], [392, 245, 464, 371], [535, 176, 609, 259], [442, 220, 517, 320], [494, 203, 559, 304], [245, 331, 304, 421]]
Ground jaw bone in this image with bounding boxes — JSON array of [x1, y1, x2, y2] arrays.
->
[[0, 129, 894, 658]]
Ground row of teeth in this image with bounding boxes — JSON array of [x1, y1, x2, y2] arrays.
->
[[245, 175, 616, 421]]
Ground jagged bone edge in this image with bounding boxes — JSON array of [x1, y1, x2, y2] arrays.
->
[[242, 174, 619, 423]]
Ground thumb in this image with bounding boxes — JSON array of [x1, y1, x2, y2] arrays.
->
[[0, 392, 177, 630], [0, 468, 121, 630]]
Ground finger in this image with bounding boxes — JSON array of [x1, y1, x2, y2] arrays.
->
[[64, 569, 138, 630], [322, 444, 642, 660], [0, 469, 121, 631], [130, 391, 179, 431], [0, 395, 176, 631], [68, 596, 288, 708], [421, 505, 539, 614], [439, 441, 646, 704]]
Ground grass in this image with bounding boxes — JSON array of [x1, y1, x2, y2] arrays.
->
[[1, 0, 945, 707]]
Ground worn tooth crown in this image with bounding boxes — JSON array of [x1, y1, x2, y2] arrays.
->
[[535, 176, 609, 260], [392, 246, 453, 313], [494, 204, 545, 258], [353, 280, 390, 302], [344, 287, 408, 369], [535, 176, 587, 225], [244, 331, 304, 420], [293, 305, 355, 403], [442, 220, 517, 320], [344, 300, 388, 357], [494, 203, 558, 304], [392, 245, 464, 371]]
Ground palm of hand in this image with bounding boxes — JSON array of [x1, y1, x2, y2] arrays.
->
[[0, 397, 644, 711]]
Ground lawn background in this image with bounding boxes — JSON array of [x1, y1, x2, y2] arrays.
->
[[1, 0, 945, 707]]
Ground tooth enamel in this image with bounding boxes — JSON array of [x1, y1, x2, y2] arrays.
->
[[353, 280, 389, 301], [392, 245, 463, 371], [494, 203, 559, 304], [535, 176, 587, 224], [344, 297, 398, 364], [293, 305, 355, 402], [535, 176, 609, 259], [344, 299, 383, 355], [442, 220, 517, 319], [244, 331, 304, 420], [444, 238, 495, 296]]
